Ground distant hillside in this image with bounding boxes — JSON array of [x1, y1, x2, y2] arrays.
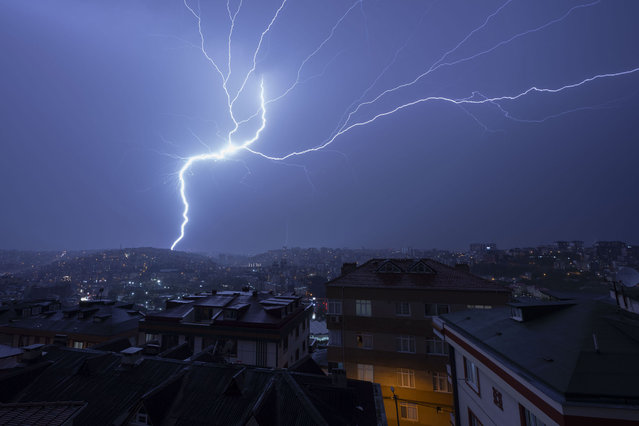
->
[[13, 247, 219, 283], [0, 250, 65, 274]]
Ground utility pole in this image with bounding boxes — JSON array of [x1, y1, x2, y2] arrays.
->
[[390, 386, 400, 426]]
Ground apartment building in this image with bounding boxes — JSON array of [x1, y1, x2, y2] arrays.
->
[[139, 290, 311, 368], [326, 259, 510, 426], [434, 299, 639, 426], [0, 299, 141, 349]]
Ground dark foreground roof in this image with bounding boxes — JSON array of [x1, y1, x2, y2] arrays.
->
[[0, 401, 86, 426], [440, 299, 639, 405], [327, 258, 508, 292], [0, 346, 385, 426]]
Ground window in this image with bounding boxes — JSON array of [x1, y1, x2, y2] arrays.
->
[[464, 357, 480, 393], [73, 341, 84, 349], [511, 307, 523, 322], [357, 363, 374, 382], [433, 372, 452, 393], [468, 409, 483, 426], [132, 406, 150, 426], [356, 333, 373, 349], [396, 335, 416, 353], [328, 329, 342, 346], [426, 337, 449, 355], [396, 302, 411, 316], [425, 303, 450, 316], [377, 261, 402, 273], [145, 333, 160, 343], [397, 368, 415, 388], [520, 405, 546, 426], [399, 402, 418, 421], [355, 300, 372, 317], [467, 305, 492, 310], [327, 300, 342, 315], [493, 387, 503, 410]]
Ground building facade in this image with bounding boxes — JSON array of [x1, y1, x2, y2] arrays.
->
[[139, 290, 312, 368], [326, 259, 510, 426], [434, 300, 639, 426]]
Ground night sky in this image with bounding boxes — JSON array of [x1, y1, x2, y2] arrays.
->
[[1, 0, 638, 253]]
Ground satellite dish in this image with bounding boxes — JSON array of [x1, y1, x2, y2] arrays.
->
[[616, 267, 639, 287]]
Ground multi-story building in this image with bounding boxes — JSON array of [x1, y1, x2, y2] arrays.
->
[[138, 290, 312, 368], [0, 299, 141, 348], [434, 299, 639, 426], [326, 258, 510, 426]]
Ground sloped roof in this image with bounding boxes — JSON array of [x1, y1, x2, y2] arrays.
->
[[0, 302, 141, 337], [0, 401, 86, 426], [327, 258, 508, 292], [9, 348, 185, 425], [440, 299, 639, 404], [1, 346, 384, 425]]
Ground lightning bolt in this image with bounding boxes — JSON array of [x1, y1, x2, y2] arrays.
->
[[170, 0, 639, 250]]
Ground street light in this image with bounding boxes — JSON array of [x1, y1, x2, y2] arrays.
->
[[390, 386, 400, 426]]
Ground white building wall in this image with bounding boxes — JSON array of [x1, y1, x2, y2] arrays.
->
[[449, 337, 559, 426]]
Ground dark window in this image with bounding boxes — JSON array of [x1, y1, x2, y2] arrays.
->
[[493, 387, 503, 410], [468, 408, 483, 426]]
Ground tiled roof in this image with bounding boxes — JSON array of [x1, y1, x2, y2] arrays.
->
[[327, 258, 508, 291], [0, 301, 142, 337], [0, 346, 384, 425], [0, 401, 86, 426]]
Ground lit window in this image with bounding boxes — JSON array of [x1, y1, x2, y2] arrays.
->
[[397, 368, 415, 388], [327, 299, 342, 315], [396, 335, 416, 353], [356, 333, 373, 349], [355, 300, 372, 317], [357, 363, 374, 382], [520, 405, 546, 426], [464, 357, 480, 392], [399, 402, 418, 421], [328, 329, 342, 346], [433, 372, 451, 393], [424, 303, 450, 316], [73, 341, 84, 349], [426, 337, 449, 356], [395, 302, 411, 316]]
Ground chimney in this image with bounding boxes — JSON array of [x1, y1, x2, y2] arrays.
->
[[21, 344, 45, 363], [330, 368, 347, 388], [120, 347, 144, 367], [341, 263, 357, 276]]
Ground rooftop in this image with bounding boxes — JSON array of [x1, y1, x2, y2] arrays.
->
[[0, 300, 142, 337], [144, 291, 309, 328], [0, 346, 383, 425], [327, 258, 508, 292], [439, 299, 639, 404]]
